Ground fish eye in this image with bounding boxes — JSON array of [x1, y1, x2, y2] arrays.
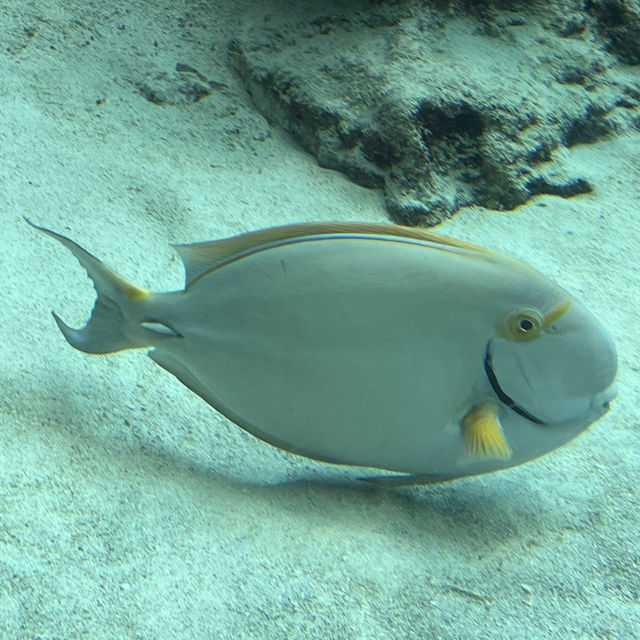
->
[[507, 310, 543, 340], [519, 317, 534, 333]]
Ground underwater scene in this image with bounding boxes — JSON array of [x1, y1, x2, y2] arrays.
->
[[2, 1, 639, 638]]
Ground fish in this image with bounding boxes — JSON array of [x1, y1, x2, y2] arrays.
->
[[27, 219, 618, 484]]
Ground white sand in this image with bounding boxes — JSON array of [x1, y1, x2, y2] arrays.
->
[[1, 1, 639, 638]]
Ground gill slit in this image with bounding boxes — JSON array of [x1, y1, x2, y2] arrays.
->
[[483, 343, 546, 426]]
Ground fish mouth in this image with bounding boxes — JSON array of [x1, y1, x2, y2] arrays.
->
[[483, 343, 546, 426], [591, 383, 617, 414]]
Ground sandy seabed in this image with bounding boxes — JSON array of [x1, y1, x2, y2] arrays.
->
[[1, 1, 639, 638]]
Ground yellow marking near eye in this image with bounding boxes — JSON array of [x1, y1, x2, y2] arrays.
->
[[543, 298, 571, 326]]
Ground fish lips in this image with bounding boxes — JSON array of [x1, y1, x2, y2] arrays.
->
[[485, 331, 617, 427]]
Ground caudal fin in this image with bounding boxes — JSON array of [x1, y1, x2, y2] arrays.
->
[[26, 218, 151, 354]]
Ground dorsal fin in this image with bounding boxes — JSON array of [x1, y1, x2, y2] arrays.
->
[[172, 221, 490, 286]]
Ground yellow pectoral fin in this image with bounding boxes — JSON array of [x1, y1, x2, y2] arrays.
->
[[462, 403, 512, 461]]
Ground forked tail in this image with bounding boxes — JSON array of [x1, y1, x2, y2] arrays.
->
[[26, 218, 152, 354]]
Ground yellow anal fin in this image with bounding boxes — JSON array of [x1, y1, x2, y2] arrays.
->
[[462, 403, 512, 461]]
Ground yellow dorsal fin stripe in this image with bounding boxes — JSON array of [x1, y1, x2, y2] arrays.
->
[[173, 222, 492, 286], [461, 403, 512, 461]]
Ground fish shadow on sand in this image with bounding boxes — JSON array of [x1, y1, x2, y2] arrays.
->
[[15, 366, 557, 554]]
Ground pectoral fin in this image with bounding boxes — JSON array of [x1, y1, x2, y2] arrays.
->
[[461, 403, 512, 461]]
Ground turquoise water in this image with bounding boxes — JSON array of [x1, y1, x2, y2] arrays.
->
[[2, 1, 639, 638]]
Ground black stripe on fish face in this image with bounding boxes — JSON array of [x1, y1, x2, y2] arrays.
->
[[484, 343, 546, 426]]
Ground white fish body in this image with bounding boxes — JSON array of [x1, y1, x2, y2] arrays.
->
[[28, 220, 618, 483]]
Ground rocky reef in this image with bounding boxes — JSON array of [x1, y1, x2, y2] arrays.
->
[[229, 0, 640, 224]]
